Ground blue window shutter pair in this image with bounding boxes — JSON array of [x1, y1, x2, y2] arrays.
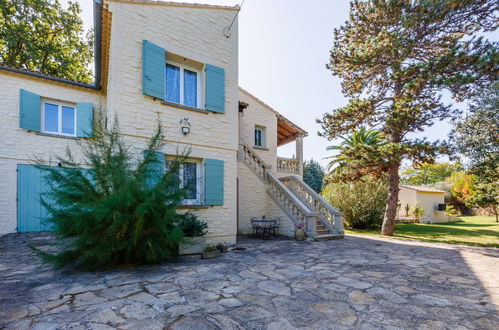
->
[[19, 89, 93, 137], [142, 40, 225, 113], [204, 159, 224, 205], [142, 40, 165, 99], [205, 64, 225, 113]]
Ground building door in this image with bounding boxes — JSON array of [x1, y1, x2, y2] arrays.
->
[[17, 165, 54, 232]]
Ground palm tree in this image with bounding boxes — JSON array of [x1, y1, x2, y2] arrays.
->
[[325, 127, 385, 175]]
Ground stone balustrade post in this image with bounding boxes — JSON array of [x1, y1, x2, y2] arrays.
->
[[296, 135, 304, 177]]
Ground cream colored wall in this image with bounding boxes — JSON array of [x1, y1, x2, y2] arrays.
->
[[105, 1, 239, 243], [397, 187, 417, 217], [0, 71, 104, 234], [237, 163, 295, 237], [416, 192, 447, 223], [238, 90, 278, 173]]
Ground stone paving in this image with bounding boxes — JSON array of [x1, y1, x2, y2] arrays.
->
[[0, 232, 498, 329]]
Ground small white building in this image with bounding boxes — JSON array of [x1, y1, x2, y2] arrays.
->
[[398, 185, 449, 223]]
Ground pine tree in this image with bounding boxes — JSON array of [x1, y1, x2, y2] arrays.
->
[[318, 0, 498, 235], [35, 117, 198, 269]]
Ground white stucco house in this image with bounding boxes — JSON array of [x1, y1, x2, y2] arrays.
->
[[0, 0, 343, 243], [397, 185, 449, 223]]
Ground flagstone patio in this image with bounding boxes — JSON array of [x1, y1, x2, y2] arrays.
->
[[0, 232, 498, 329]]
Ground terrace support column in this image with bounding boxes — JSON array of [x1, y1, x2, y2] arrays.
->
[[296, 135, 304, 177]]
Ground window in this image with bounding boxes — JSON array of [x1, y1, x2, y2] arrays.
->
[[165, 62, 201, 108], [167, 159, 202, 205], [255, 126, 265, 148], [41, 101, 76, 136]]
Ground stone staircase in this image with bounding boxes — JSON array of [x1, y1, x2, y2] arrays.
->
[[238, 143, 344, 240]]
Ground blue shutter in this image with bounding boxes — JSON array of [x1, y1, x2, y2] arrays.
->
[[205, 64, 225, 113], [76, 102, 93, 137], [17, 165, 54, 232], [144, 151, 165, 188], [19, 89, 40, 131], [142, 40, 165, 99], [204, 159, 224, 205]]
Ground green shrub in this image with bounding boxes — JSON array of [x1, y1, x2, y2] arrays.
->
[[203, 245, 218, 252], [322, 179, 388, 229], [180, 213, 208, 237], [412, 204, 425, 219], [35, 118, 192, 270]]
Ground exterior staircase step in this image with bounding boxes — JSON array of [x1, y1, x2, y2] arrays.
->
[[316, 229, 330, 235], [314, 233, 345, 241]]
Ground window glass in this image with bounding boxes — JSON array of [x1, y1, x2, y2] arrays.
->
[[183, 69, 197, 107], [44, 103, 59, 133], [255, 128, 262, 147], [165, 64, 180, 103], [183, 162, 197, 200], [61, 106, 75, 135]]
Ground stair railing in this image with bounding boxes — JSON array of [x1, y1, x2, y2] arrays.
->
[[266, 172, 318, 237], [280, 176, 343, 234], [238, 143, 270, 182], [238, 144, 319, 237]]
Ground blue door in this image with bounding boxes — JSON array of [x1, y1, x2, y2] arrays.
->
[[17, 165, 54, 232]]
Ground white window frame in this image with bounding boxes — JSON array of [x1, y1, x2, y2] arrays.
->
[[167, 157, 203, 205], [164, 60, 203, 108], [40, 100, 77, 137], [255, 126, 266, 148]]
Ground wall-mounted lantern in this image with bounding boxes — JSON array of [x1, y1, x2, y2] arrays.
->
[[180, 117, 191, 135]]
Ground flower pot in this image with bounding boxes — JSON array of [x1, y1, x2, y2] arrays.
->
[[295, 228, 306, 241], [179, 236, 206, 255], [202, 250, 220, 259], [217, 246, 228, 253]]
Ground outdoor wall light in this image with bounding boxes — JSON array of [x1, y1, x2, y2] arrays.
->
[[180, 117, 191, 135]]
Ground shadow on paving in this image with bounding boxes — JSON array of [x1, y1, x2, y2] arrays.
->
[[0, 232, 498, 329]]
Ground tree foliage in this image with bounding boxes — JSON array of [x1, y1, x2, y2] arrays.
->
[[35, 118, 201, 270], [451, 84, 499, 221], [0, 0, 94, 83], [325, 127, 387, 181], [318, 0, 498, 235], [401, 162, 463, 185], [322, 179, 388, 230], [303, 159, 325, 193]]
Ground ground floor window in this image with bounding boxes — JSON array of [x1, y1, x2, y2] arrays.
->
[[167, 158, 202, 205]]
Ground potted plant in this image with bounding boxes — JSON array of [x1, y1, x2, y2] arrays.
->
[[294, 223, 306, 241], [202, 245, 220, 259], [412, 204, 425, 223], [404, 204, 410, 217], [216, 242, 229, 253], [179, 213, 208, 255]]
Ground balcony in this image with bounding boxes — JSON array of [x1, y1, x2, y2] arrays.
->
[[277, 157, 300, 175]]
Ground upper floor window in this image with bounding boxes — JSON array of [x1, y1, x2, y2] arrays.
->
[[255, 126, 266, 148], [41, 101, 76, 136], [165, 62, 201, 108]]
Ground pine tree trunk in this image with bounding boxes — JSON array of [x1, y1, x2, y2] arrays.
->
[[381, 163, 400, 236]]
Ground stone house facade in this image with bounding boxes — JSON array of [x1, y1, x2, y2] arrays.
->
[[0, 0, 343, 242]]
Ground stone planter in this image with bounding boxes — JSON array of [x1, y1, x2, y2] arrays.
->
[[202, 250, 220, 259], [295, 228, 306, 241], [179, 236, 206, 255]]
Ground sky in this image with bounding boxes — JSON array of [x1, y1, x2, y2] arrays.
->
[[72, 0, 495, 167]]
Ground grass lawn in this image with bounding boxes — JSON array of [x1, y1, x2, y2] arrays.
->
[[346, 216, 499, 248]]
